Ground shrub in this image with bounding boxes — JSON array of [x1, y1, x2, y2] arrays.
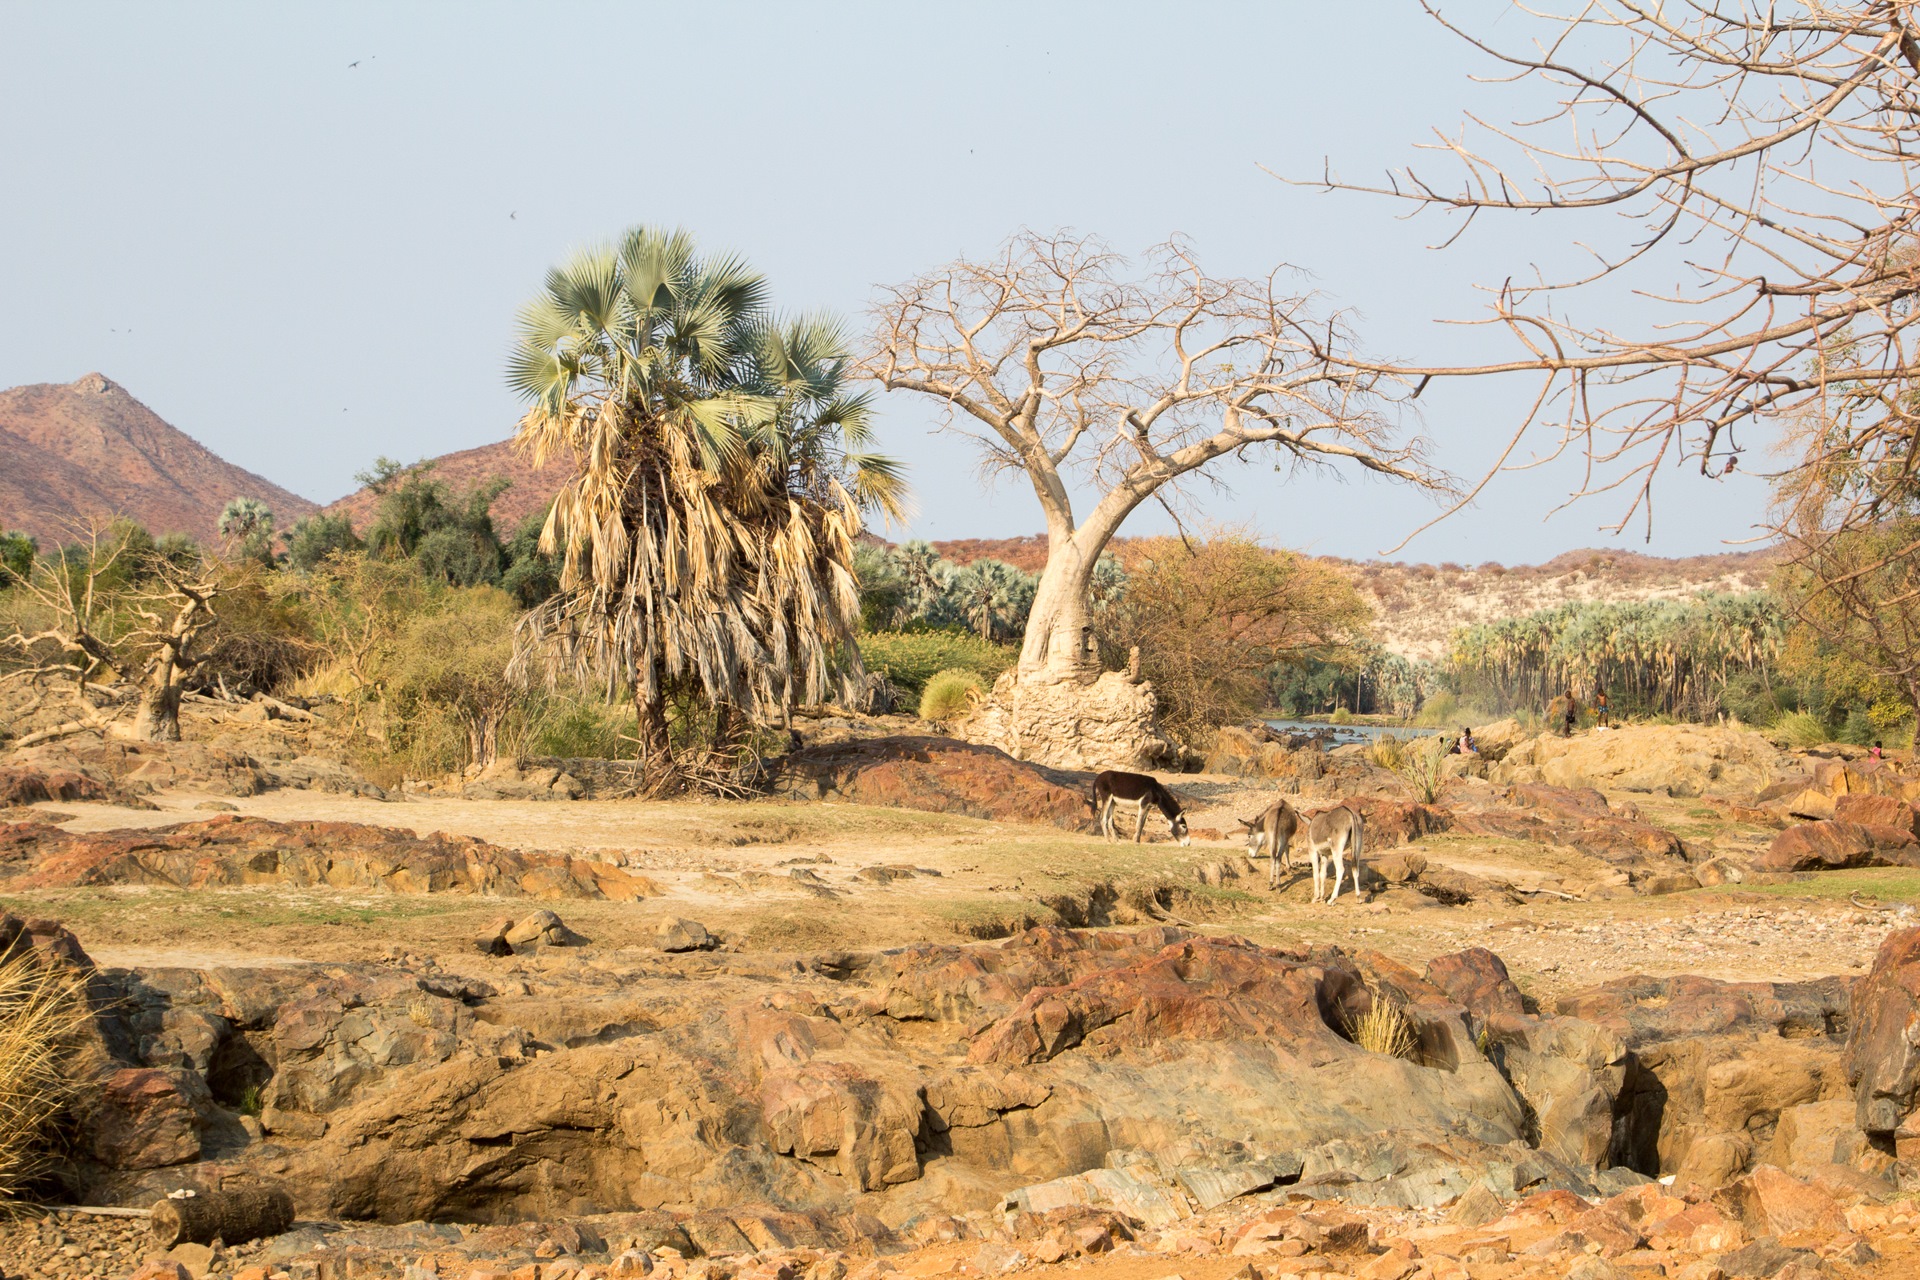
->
[[1329, 706, 1353, 725], [0, 951, 89, 1197], [1772, 710, 1830, 749], [530, 695, 634, 760], [860, 629, 1015, 699], [1344, 999, 1417, 1059], [1384, 734, 1450, 803], [920, 668, 984, 722]]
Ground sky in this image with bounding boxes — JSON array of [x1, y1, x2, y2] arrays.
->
[[0, 2, 1775, 564]]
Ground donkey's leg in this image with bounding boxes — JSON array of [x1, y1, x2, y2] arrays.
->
[[1134, 805, 1148, 844], [1101, 798, 1116, 843], [1328, 844, 1346, 902], [1268, 831, 1280, 890]]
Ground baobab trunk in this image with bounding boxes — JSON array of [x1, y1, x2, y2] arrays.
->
[[135, 671, 184, 742], [962, 519, 1171, 771]]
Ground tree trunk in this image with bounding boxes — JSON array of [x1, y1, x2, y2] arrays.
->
[[135, 659, 183, 742], [150, 1187, 294, 1247]]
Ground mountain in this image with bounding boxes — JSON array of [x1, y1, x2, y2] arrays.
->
[[321, 437, 557, 536], [0, 373, 317, 545]]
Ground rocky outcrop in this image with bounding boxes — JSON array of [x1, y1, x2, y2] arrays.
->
[[0, 815, 659, 900], [960, 670, 1172, 771], [1756, 819, 1920, 872], [1557, 973, 1858, 1184], [1491, 724, 1786, 798], [0, 763, 109, 806], [1846, 925, 1920, 1156], [769, 735, 1091, 830]]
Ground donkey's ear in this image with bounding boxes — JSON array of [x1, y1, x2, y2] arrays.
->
[[1236, 818, 1254, 830]]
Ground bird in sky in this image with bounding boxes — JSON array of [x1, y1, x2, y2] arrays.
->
[[348, 61, 359, 68]]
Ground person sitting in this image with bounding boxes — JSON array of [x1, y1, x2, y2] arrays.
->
[[1456, 726, 1478, 755], [1871, 740, 1885, 761]]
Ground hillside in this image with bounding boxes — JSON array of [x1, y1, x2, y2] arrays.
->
[[0, 373, 317, 544], [321, 437, 556, 535], [931, 534, 1776, 661]]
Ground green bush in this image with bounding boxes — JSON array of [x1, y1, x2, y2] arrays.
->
[[532, 696, 634, 759], [860, 628, 1015, 699], [1329, 706, 1352, 725], [1772, 710, 1830, 749], [919, 668, 984, 722]]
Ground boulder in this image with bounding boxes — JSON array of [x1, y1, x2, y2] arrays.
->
[[1756, 820, 1920, 872], [1711, 1165, 1849, 1237], [503, 909, 588, 949], [84, 1067, 211, 1169], [1845, 925, 1920, 1152], [760, 1062, 924, 1190], [1482, 1014, 1629, 1167], [1333, 798, 1452, 848], [1424, 948, 1527, 1024], [656, 917, 716, 952], [1834, 792, 1920, 837], [1372, 850, 1428, 885], [1764, 1099, 1874, 1174], [0, 763, 109, 806]]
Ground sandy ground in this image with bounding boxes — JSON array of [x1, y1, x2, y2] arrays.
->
[[9, 778, 1911, 1004]]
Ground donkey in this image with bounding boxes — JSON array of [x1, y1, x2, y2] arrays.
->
[[1090, 770, 1191, 845], [1305, 805, 1365, 904], [1238, 798, 1301, 890]]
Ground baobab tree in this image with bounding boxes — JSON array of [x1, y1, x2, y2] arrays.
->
[[864, 232, 1444, 762]]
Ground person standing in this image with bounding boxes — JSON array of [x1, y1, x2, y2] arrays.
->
[[1594, 686, 1611, 729]]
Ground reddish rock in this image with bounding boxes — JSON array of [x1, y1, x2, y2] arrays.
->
[[1424, 948, 1527, 1023], [1834, 793, 1920, 837], [0, 910, 94, 969], [129, 1263, 194, 1280], [769, 736, 1091, 830], [1711, 1164, 1849, 1237], [86, 1066, 207, 1169], [1327, 797, 1452, 848], [965, 933, 1366, 1066], [1757, 819, 1920, 871], [0, 764, 108, 806], [0, 815, 657, 900], [1846, 925, 1920, 1144]]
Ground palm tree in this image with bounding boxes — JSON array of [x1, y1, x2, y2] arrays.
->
[[507, 226, 905, 779]]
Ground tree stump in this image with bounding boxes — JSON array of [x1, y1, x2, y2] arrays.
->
[[150, 1188, 294, 1247]]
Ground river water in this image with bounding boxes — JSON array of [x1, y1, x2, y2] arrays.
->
[[1261, 717, 1437, 745]]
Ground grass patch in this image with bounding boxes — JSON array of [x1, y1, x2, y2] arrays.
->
[[1736, 867, 1920, 903], [0, 952, 91, 1196]]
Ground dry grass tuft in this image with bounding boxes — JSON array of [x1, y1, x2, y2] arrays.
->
[[0, 952, 90, 1197], [1344, 999, 1419, 1060]]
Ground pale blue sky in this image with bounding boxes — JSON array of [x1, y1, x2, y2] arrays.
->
[[0, 2, 1771, 562]]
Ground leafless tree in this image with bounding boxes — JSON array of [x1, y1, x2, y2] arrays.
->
[[1300, 1, 1920, 554], [1, 524, 135, 747], [863, 231, 1446, 687], [128, 572, 220, 742]]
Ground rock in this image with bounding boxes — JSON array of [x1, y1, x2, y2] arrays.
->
[[1783, 789, 1837, 821], [1834, 792, 1920, 836], [477, 918, 513, 956], [1334, 798, 1452, 849], [1694, 858, 1748, 887], [1765, 1100, 1873, 1173], [768, 735, 1092, 829], [131, 1264, 194, 1280], [0, 763, 109, 805], [1756, 819, 1920, 872], [1491, 723, 1782, 798], [1714, 1238, 1821, 1280], [167, 1243, 216, 1279], [1424, 948, 1527, 1023], [85, 1066, 209, 1168], [504, 909, 588, 949], [960, 669, 1173, 771], [1450, 1181, 1505, 1226], [760, 1061, 924, 1190], [1845, 925, 1920, 1150], [1372, 850, 1427, 884], [193, 800, 238, 812], [656, 918, 715, 952], [1712, 1165, 1849, 1237], [0, 816, 658, 900], [1676, 1132, 1754, 1190], [1482, 1013, 1629, 1167]]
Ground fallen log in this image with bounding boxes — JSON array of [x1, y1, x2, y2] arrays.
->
[[150, 1187, 294, 1247]]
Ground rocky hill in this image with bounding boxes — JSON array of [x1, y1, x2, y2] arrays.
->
[[931, 535, 1776, 661], [321, 436, 556, 535], [0, 373, 317, 545]]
